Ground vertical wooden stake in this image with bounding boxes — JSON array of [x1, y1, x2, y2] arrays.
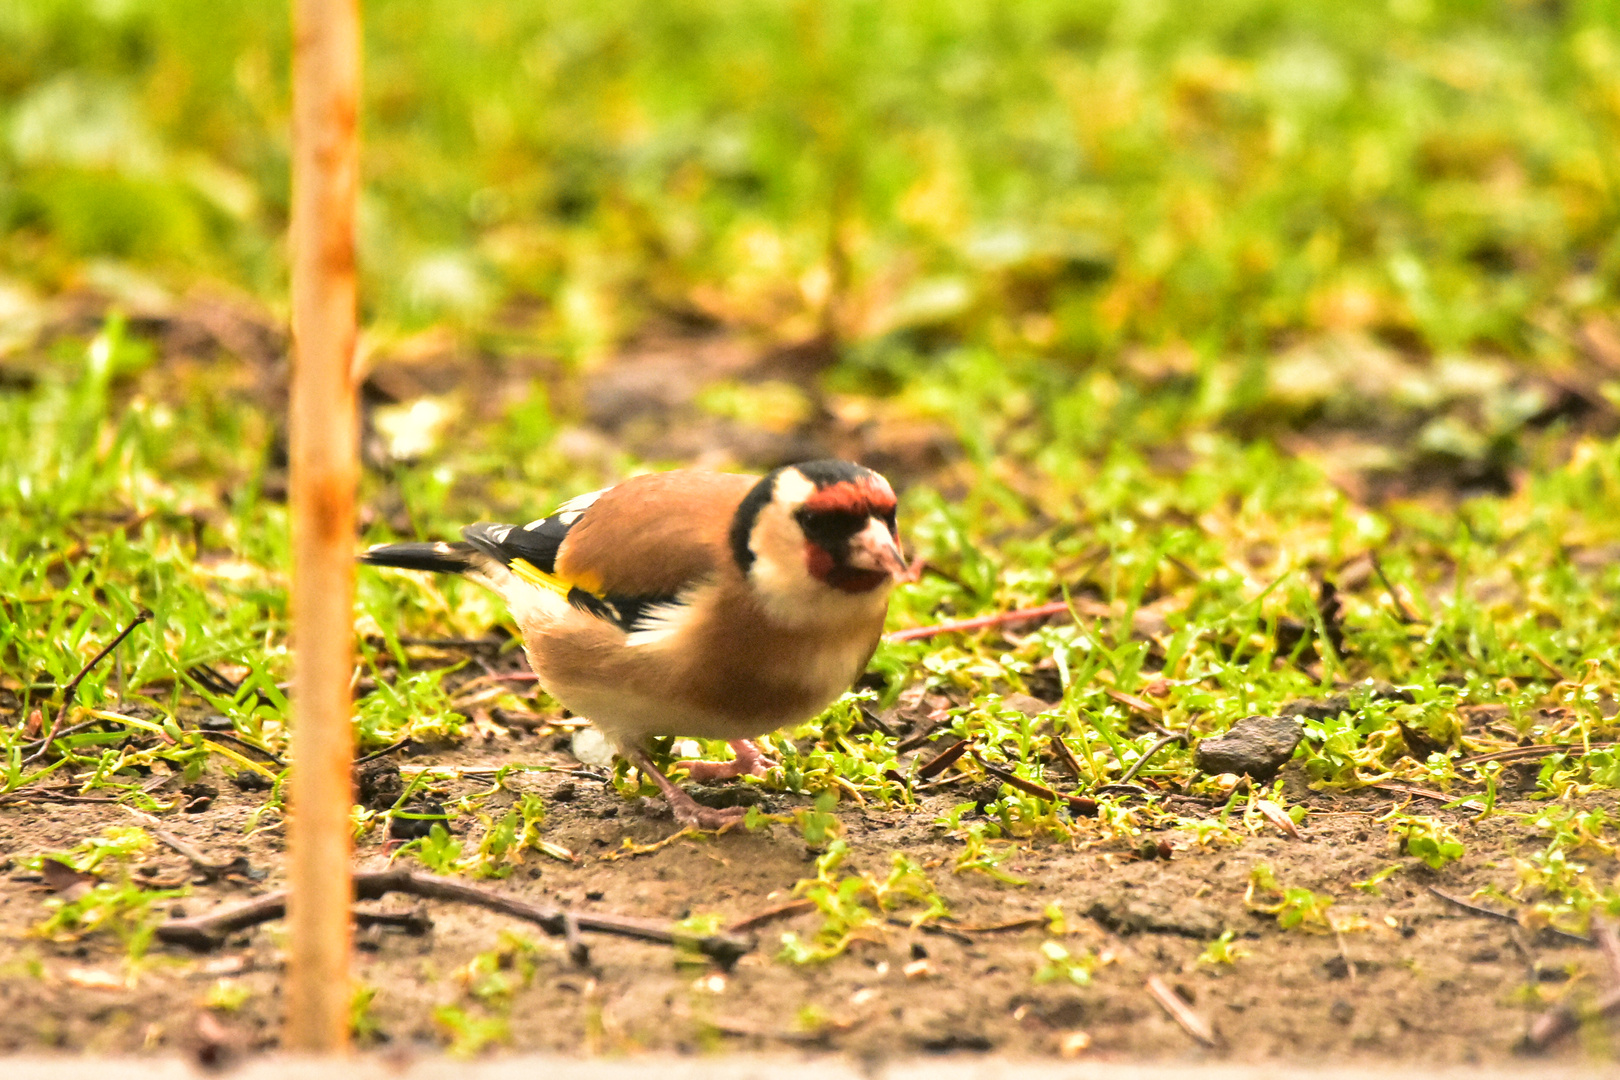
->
[[287, 0, 360, 1054]]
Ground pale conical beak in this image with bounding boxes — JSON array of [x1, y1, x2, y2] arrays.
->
[[847, 518, 909, 581]]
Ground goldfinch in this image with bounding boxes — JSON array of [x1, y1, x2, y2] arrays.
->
[[361, 460, 907, 828]]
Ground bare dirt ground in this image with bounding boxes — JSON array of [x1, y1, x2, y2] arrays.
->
[[2, 734, 1612, 1065], [5, 299, 1619, 1065]]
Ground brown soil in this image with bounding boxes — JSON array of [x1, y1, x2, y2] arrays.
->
[[1, 751, 1611, 1065]]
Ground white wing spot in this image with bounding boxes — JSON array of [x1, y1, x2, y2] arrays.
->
[[554, 488, 606, 515], [489, 525, 513, 544], [558, 510, 583, 525], [433, 542, 452, 553], [624, 599, 697, 648], [522, 517, 551, 531]]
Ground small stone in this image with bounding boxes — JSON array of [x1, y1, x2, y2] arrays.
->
[[389, 800, 448, 840], [1059, 1030, 1092, 1058], [231, 770, 271, 792], [1330, 999, 1355, 1024], [1194, 715, 1303, 780]]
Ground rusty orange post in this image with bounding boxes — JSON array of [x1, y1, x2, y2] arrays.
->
[[287, 0, 361, 1053]]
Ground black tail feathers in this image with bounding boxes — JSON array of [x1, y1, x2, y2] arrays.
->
[[359, 540, 477, 575]]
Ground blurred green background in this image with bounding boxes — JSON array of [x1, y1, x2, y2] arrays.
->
[[5, 0, 1617, 374]]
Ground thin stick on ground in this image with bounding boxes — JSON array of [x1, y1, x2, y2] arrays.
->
[[726, 898, 816, 934], [1427, 886, 1592, 946], [154, 868, 754, 970], [885, 600, 1073, 643], [1145, 974, 1218, 1048], [1369, 553, 1420, 624], [355, 737, 414, 765], [972, 752, 1098, 816], [23, 608, 150, 766], [287, 0, 362, 1051], [1460, 742, 1619, 766], [1095, 731, 1187, 793]]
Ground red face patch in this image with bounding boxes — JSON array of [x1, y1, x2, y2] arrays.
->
[[801, 477, 896, 518]]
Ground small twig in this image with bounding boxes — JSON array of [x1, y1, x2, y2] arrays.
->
[[942, 916, 1046, 934], [355, 738, 414, 765], [1522, 986, 1620, 1052], [972, 752, 1097, 816], [450, 671, 541, 695], [1426, 886, 1521, 927], [1047, 734, 1086, 782], [1460, 742, 1617, 767], [1428, 886, 1592, 947], [1369, 553, 1420, 625], [896, 715, 949, 755], [857, 704, 898, 739], [25, 609, 151, 765], [885, 601, 1073, 644], [1112, 732, 1186, 789], [1105, 688, 1163, 723], [17, 717, 114, 755], [1372, 782, 1477, 806], [188, 664, 241, 698], [916, 739, 970, 780], [156, 867, 754, 969], [1146, 974, 1217, 1048], [727, 898, 816, 934], [1525, 645, 1566, 682]]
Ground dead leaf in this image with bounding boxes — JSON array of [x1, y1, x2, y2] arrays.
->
[[1255, 799, 1303, 840], [40, 858, 96, 900]]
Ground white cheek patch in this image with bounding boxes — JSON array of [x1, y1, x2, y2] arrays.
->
[[747, 502, 890, 628], [748, 503, 814, 608]]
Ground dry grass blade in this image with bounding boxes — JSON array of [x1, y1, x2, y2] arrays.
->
[[1255, 798, 1303, 840]]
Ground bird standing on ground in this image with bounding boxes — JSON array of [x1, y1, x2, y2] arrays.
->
[[361, 460, 908, 829]]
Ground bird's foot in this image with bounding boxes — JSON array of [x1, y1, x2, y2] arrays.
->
[[669, 797, 747, 832], [675, 739, 774, 783], [624, 745, 749, 832]]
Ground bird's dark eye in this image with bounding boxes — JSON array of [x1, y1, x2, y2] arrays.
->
[[794, 507, 865, 550]]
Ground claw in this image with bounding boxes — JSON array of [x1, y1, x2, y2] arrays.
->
[[672, 801, 747, 831], [625, 744, 751, 832], [675, 739, 773, 783]]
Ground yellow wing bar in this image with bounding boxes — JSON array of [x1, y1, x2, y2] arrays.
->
[[509, 557, 573, 598]]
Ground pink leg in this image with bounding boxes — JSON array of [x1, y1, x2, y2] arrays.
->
[[676, 739, 773, 783], [625, 746, 745, 831]]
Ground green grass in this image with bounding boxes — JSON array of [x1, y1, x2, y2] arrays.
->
[[3, 0, 1620, 946], [3, 0, 1617, 358]]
